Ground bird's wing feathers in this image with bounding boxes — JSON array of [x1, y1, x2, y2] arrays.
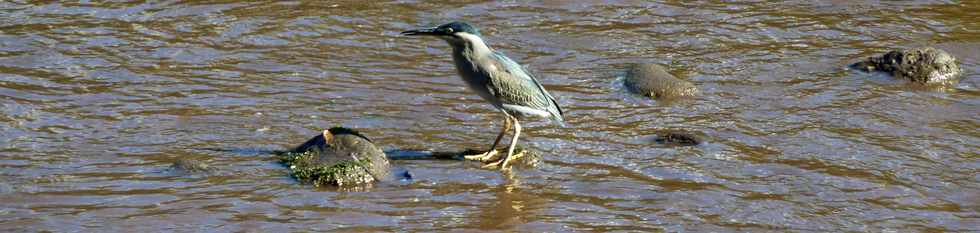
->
[[519, 64, 564, 118], [485, 51, 564, 122]]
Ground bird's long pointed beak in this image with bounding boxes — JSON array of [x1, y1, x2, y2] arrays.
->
[[401, 27, 439, 36]]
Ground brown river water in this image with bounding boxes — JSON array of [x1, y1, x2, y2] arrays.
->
[[1, 1, 979, 232]]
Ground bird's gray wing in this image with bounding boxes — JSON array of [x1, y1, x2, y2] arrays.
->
[[485, 51, 564, 123]]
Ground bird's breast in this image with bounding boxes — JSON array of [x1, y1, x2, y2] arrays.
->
[[451, 53, 502, 107]]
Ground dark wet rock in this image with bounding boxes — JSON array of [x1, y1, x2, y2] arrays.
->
[[624, 63, 698, 99], [169, 159, 216, 174], [654, 132, 702, 146], [397, 169, 412, 180], [851, 47, 961, 85], [278, 127, 391, 187]]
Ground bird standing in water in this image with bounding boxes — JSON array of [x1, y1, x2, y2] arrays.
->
[[401, 22, 564, 169]]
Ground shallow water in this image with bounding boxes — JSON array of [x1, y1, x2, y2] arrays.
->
[[1, 1, 978, 232]]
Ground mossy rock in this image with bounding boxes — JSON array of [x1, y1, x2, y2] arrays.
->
[[278, 127, 391, 187], [624, 63, 698, 99], [279, 150, 378, 187], [851, 47, 961, 85]]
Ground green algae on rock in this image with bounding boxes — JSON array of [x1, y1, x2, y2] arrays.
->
[[280, 150, 377, 187], [624, 63, 699, 99], [278, 127, 391, 187], [851, 47, 961, 85]]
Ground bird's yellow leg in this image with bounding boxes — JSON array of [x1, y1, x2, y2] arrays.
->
[[500, 118, 522, 169], [484, 117, 522, 169], [481, 150, 526, 169], [464, 116, 511, 162]]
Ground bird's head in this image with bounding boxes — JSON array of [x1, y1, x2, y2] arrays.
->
[[402, 22, 483, 48]]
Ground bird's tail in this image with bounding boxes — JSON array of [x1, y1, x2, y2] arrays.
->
[[548, 108, 566, 128], [553, 119, 567, 128]]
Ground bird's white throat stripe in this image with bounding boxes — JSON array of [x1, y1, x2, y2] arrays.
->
[[456, 32, 492, 56]]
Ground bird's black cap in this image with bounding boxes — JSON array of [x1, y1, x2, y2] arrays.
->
[[402, 21, 481, 37]]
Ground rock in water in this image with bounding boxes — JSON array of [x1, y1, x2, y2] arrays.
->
[[654, 132, 702, 146], [278, 127, 391, 187], [851, 47, 961, 85], [169, 159, 216, 174], [624, 63, 698, 99]]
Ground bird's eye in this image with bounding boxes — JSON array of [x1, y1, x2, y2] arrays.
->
[[446, 28, 454, 33]]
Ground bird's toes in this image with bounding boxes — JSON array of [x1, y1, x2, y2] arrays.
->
[[463, 150, 500, 162], [465, 149, 528, 170]]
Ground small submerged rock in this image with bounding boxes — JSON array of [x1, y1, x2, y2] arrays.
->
[[169, 159, 216, 174], [624, 63, 698, 99], [654, 131, 702, 147], [278, 127, 391, 187], [851, 47, 961, 85]]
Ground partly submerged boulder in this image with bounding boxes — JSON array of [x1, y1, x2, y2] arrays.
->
[[851, 47, 961, 85], [278, 127, 391, 187], [624, 63, 698, 99]]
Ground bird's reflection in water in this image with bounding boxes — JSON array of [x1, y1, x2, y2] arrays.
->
[[384, 148, 547, 229], [470, 170, 551, 230]]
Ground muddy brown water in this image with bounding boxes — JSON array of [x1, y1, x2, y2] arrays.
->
[[1, 1, 978, 232]]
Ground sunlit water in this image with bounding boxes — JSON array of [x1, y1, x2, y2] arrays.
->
[[1, 1, 978, 232]]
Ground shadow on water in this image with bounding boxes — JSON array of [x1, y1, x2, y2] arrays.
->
[[187, 147, 494, 186], [191, 147, 489, 161], [192, 147, 284, 156], [384, 148, 483, 160]]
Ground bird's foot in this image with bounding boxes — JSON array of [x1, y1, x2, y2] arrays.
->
[[463, 150, 501, 163], [480, 150, 526, 170], [463, 149, 529, 170]]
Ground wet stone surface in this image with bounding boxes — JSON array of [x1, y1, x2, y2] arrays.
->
[[624, 63, 699, 99], [851, 47, 962, 85]]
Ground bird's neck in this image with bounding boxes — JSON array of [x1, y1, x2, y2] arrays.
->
[[454, 33, 493, 58]]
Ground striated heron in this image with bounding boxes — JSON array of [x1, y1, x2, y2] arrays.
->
[[401, 22, 564, 169]]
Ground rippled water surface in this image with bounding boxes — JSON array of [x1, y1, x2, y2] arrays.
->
[[1, 1, 979, 232]]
